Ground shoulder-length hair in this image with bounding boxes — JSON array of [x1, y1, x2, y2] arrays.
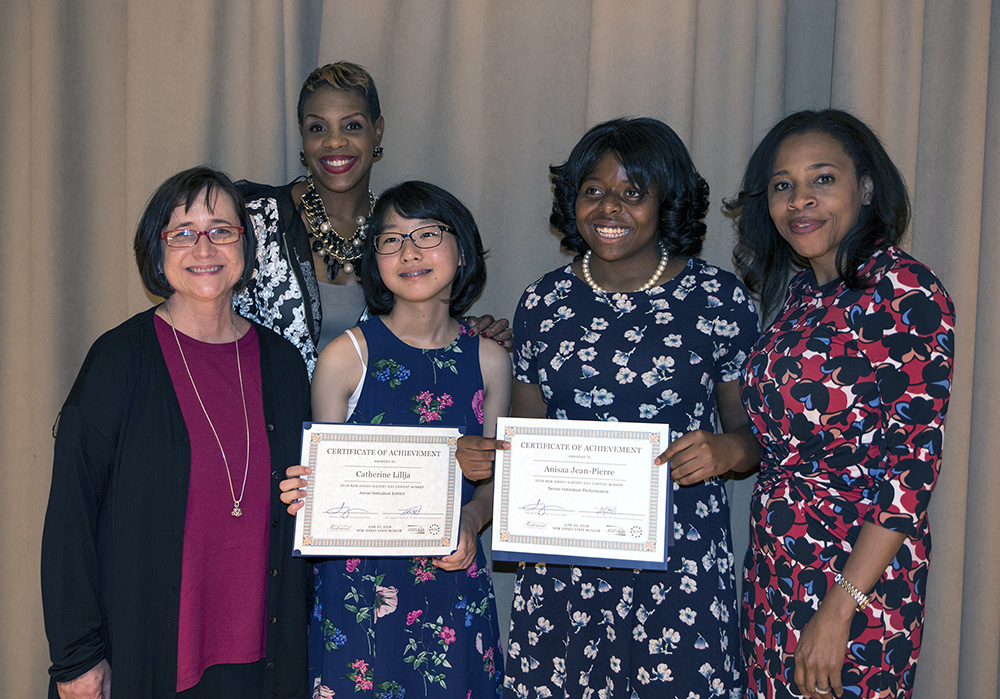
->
[[360, 181, 487, 318], [297, 61, 381, 126], [724, 108, 910, 320], [550, 117, 709, 258], [133, 166, 253, 298]]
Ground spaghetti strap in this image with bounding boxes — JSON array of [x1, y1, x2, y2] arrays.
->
[[343, 328, 366, 420]]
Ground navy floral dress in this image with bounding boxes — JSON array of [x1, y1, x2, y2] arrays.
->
[[504, 260, 758, 699], [309, 317, 503, 699], [739, 247, 955, 698]]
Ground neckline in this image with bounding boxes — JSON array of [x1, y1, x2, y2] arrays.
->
[[154, 313, 255, 351], [372, 315, 465, 352], [570, 257, 693, 295]]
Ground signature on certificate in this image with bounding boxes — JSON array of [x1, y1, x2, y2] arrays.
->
[[325, 502, 369, 519], [400, 505, 423, 515], [521, 499, 566, 516], [592, 506, 618, 516]]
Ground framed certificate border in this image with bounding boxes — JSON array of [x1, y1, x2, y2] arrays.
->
[[293, 423, 463, 557], [492, 417, 672, 570]]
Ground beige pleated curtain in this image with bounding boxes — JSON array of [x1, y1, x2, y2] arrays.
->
[[2, 1, 997, 697]]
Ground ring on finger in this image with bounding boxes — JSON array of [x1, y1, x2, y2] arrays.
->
[[814, 688, 831, 695]]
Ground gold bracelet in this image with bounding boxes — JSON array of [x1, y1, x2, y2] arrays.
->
[[834, 572, 872, 611]]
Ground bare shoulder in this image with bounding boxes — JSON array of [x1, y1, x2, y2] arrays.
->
[[477, 333, 512, 376], [312, 327, 366, 422], [314, 327, 366, 387]]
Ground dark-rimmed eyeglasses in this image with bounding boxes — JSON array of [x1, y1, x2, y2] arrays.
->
[[374, 225, 453, 255], [160, 226, 244, 248]]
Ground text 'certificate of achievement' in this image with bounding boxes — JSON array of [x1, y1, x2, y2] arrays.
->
[[492, 417, 671, 570], [294, 423, 463, 557]]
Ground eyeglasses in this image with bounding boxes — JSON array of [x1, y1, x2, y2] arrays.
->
[[160, 226, 244, 248], [374, 225, 453, 255]]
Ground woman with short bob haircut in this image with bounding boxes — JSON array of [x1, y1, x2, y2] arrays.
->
[[42, 166, 310, 698], [280, 179, 509, 697], [135, 168, 255, 298], [359, 180, 487, 318]]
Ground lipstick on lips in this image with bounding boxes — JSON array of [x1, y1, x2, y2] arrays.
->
[[320, 154, 358, 175], [787, 217, 824, 234]]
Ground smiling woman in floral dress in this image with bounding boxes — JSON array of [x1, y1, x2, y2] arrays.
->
[[280, 181, 511, 698], [494, 117, 760, 699], [728, 109, 955, 699]]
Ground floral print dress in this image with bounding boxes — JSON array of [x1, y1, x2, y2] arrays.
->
[[504, 260, 759, 699], [309, 317, 502, 698], [739, 247, 955, 698]]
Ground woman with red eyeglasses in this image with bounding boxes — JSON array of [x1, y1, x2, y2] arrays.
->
[[41, 166, 311, 698]]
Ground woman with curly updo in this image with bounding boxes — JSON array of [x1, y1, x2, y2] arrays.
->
[[496, 117, 760, 698]]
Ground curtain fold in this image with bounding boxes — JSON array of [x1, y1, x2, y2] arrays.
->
[[2, 1, 996, 696]]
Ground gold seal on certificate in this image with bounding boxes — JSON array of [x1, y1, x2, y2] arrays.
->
[[294, 423, 463, 557], [492, 417, 672, 569]]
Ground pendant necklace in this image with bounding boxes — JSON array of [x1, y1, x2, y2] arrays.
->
[[165, 305, 251, 517], [300, 176, 376, 279], [581, 241, 669, 295]]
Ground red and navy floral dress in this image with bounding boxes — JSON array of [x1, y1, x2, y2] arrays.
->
[[740, 246, 955, 698]]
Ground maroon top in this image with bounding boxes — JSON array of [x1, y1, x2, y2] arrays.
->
[[155, 315, 271, 692]]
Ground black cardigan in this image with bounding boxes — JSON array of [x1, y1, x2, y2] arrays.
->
[[41, 308, 311, 698]]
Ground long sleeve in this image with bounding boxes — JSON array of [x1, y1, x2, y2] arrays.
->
[[40, 336, 127, 681], [858, 259, 956, 536]]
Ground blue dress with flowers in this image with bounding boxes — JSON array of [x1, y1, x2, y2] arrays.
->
[[502, 260, 758, 699], [309, 316, 502, 699]]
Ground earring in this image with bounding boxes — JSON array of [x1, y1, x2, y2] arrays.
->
[[299, 151, 307, 167], [373, 146, 384, 159]]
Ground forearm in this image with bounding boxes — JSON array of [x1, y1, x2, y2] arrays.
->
[[462, 481, 494, 534], [719, 424, 760, 474], [820, 521, 907, 619]]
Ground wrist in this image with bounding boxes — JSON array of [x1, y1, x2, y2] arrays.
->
[[823, 577, 864, 621], [834, 572, 873, 611]]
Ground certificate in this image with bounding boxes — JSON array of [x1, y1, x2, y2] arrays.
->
[[293, 423, 463, 557], [492, 417, 671, 569]]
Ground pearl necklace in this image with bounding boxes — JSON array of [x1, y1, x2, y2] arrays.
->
[[165, 306, 250, 517], [581, 242, 669, 295], [300, 176, 375, 278]]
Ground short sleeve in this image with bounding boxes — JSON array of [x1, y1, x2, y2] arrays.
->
[[513, 278, 544, 385], [707, 271, 760, 383]]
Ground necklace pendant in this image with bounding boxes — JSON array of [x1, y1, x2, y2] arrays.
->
[[232, 504, 243, 517]]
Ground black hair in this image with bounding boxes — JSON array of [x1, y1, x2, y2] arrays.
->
[[724, 108, 910, 320], [550, 117, 709, 258], [133, 166, 253, 298], [297, 62, 381, 126], [360, 181, 487, 317]]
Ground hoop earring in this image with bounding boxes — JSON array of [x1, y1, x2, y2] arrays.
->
[[373, 146, 384, 159]]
